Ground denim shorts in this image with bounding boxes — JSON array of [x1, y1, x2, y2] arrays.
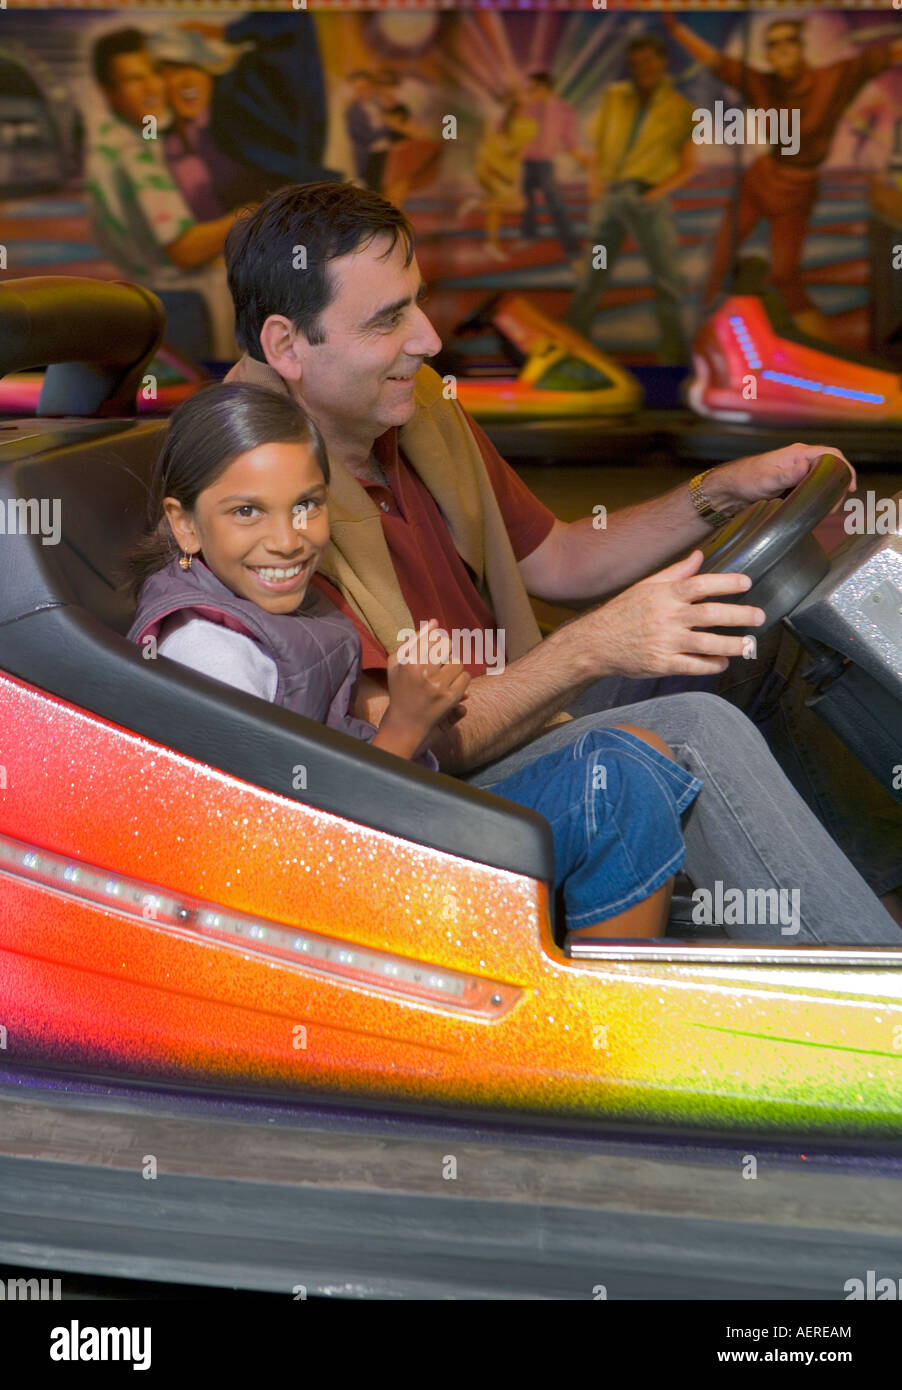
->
[[487, 727, 703, 928]]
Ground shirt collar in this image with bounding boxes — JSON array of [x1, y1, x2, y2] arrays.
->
[[374, 426, 399, 469]]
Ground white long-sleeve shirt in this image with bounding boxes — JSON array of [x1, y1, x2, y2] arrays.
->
[[158, 611, 278, 701]]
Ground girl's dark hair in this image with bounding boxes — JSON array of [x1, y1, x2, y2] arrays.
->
[[121, 382, 330, 601]]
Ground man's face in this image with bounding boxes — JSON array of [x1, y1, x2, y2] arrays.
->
[[766, 26, 804, 79], [106, 50, 168, 126], [158, 62, 213, 124], [164, 440, 330, 616], [287, 233, 443, 440], [628, 46, 667, 96]]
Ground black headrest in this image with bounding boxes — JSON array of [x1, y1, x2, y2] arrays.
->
[[0, 276, 165, 417]]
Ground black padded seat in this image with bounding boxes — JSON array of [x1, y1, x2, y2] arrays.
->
[[0, 276, 165, 417], [0, 418, 554, 883]]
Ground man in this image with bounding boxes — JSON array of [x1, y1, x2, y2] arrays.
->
[[666, 14, 901, 337], [566, 34, 695, 364], [85, 27, 242, 357], [222, 180, 901, 943], [516, 71, 589, 264]]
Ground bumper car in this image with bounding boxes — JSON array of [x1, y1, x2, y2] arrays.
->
[[439, 292, 643, 421], [2, 277, 902, 1298], [688, 258, 902, 427]]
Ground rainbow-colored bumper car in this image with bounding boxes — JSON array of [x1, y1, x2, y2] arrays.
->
[[1, 272, 901, 1124], [2, 277, 902, 1297]]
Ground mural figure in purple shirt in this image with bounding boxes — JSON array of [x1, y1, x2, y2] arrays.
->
[[152, 28, 251, 220]]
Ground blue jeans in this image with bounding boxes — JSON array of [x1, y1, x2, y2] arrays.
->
[[488, 728, 701, 929], [521, 159, 579, 257], [565, 182, 688, 365], [465, 688, 901, 945]]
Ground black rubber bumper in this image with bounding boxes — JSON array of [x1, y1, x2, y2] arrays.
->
[[3, 1074, 902, 1299]]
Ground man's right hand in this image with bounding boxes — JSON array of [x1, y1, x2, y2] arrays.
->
[[578, 549, 765, 678]]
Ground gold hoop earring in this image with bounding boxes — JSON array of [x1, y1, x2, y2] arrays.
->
[[179, 551, 193, 571]]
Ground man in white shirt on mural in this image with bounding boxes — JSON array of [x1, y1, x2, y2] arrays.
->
[[84, 25, 243, 358]]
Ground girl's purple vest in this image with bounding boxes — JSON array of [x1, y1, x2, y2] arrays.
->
[[129, 559, 438, 768]]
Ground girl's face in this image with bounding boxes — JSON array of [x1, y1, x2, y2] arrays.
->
[[163, 439, 329, 616]]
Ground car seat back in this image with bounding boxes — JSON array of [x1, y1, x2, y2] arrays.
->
[[7, 420, 162, 635], [0, 276, 164, 417]]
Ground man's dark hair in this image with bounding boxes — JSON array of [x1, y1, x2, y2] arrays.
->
[[528, 70, 554, 88], [628, 35, 668, 60], [347, 69, 373, 82], [92, 27, 148, 89], [225, 181, 415, 361]]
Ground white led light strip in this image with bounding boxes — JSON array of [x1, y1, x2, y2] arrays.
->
[[0, 832, 520, 1018]]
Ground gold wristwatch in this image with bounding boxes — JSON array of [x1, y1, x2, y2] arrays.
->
[[688, 469, 731, 530]]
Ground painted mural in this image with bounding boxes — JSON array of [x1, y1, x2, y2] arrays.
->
[[2, 6, 902, 365]]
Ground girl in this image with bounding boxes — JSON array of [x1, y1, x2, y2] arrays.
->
[[124, 383, 702, 942]]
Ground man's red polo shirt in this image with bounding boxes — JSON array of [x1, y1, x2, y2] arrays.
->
[[309, 411, 555, 678]]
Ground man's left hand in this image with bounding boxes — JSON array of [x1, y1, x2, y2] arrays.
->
[[706, 443, 856, 517]]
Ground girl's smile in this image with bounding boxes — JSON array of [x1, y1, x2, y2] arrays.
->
[[246, 556, 314, 595]]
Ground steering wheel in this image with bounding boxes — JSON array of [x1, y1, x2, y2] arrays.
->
[[698, 453, 851, 635]]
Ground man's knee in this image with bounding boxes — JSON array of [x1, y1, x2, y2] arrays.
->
[[658, 691, 762, 744], [613, 723, 675, 761], [618, 692, 769, 773]]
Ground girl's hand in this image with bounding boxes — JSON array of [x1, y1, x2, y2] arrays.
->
[[374, 620, 471, 758], [387, 619, 471, 732]]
